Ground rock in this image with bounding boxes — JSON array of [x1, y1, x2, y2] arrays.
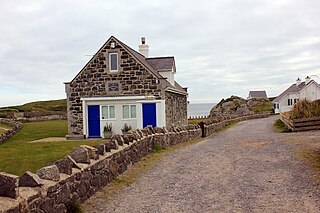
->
[[210, 96, 271, 117], [105, 140, 119, 151], [94, 144, 105, 155], [111, 135, 124, 146], [70, 147, 90, 164], [52, 156, 78, 175], [0, 172, 19, 198], [36, 165, 60, 182], [19, 171, 43, 187], [80, 145, 99, 160]]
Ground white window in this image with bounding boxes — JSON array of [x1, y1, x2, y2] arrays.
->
[[109, 53, 118, 72], [101, 105, 115, 119], [122, 105, 136, 119]]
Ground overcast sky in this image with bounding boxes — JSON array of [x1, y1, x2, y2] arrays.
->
[[0, 0, 319, 107]]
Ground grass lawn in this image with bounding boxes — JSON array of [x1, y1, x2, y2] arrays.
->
[[0, 120, 105, 176], [0, 123, 12, 134]]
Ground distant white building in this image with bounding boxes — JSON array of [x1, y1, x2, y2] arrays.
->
[[247, 91, 267, 99], [273, 76, 320, 113]]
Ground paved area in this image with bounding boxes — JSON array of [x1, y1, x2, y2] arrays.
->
[[83, 116, 320, 212]]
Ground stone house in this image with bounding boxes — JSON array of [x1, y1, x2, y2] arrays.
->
[[273, 76, 320, 113], [65, 36, 188, 139]]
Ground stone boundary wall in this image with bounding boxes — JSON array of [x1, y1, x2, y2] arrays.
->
[[200, 113, 271, 137], [4, 112, 67, 122], [0, 113, 271, 213], [0, 119, 22, 144], [17, 112, 67, 122], [0, 125, 201, 213]]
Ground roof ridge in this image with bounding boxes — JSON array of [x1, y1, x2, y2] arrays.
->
[[146, 56, 174, 59]]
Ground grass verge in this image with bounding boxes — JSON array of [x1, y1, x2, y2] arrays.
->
[[295, 145, 320, 181], [0, 120, 104, 175], [83, 138, 204, 209], [274, 119, 291, 133], [0, 123, 12, 134]]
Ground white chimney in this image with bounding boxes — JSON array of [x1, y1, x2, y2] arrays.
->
[[305, 76, 311, 84], [138, 37, 149, 58], [296, 77, 301, 86]]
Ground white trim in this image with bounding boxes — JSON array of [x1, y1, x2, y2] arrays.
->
[[136, 100, 163, 103], [109, 52, 118, 72], [81, 96, 145, 101], [82, 100, 87, 137], [122, 104, 137, 120], [100, 105, 116, 120]]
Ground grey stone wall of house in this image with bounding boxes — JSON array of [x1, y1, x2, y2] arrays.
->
[[165, 91, 188, 126], [66, 38, 166, 137]]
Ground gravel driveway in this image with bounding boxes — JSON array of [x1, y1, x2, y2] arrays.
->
[[83, 116, 320, 212]]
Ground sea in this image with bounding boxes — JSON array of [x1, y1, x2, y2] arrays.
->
[[187, 103, 216, 118]]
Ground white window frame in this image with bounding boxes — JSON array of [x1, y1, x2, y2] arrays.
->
[[109, 53, 118, 72], [122, 104, 137, 120], [100, 105, 116, 120]]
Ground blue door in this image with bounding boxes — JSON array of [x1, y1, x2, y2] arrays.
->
[[142, 103, 157, 128], [88, 105, 101, 138]]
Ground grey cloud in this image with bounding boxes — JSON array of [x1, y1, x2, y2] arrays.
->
[[0, 0, 320, 106]]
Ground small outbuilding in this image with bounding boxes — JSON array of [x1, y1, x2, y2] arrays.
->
[[247, 91, 267, 99]]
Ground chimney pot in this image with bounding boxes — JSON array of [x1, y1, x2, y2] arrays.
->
[[141, 37, 146, 45]]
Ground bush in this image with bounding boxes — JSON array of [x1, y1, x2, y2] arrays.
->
[[289, 99, 320, 119]]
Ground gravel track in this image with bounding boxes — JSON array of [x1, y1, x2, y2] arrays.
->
[[83, 116, 320, 213]]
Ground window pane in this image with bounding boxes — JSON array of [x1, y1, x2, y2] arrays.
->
[[123, 105, 129, 119], [110, 54, 118, 71], [109, 106, 115, 118], [130, 105, 136, 118], [101, 106, 108, 119]]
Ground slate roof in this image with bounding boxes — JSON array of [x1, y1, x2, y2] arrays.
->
[[273, 82, 307, 102], [145, 57, 174, 72], [115, 37, 186, 95], [248, 91, 267, 98]]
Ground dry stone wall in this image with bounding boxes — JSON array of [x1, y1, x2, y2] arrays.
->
[[0, 119, 22, 144], [0, 125, 201, 213], [200, 113, 271, 137], [0, 113, 271, 212]]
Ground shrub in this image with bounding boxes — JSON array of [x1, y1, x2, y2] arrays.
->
[[289, 99, 320, 119]]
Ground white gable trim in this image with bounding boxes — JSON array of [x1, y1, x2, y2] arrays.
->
[[81, 96, 146, 101]]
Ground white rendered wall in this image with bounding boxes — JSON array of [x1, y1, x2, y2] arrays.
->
[[300, 82, 320, 101], [82, 97, 145, 137], [159, 71, 175, 86], [82, 97, 166, 137]]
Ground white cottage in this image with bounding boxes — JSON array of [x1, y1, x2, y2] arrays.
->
[[65, 36, 188, 139], [273, 76, 320, 113]]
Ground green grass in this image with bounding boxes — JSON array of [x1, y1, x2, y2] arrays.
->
[[0, 99, 67, 112], [0, 120, 104, 175], [251, 101, 273, 113], [273, 119, 291, 133], [0, 123, 11, 134]]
